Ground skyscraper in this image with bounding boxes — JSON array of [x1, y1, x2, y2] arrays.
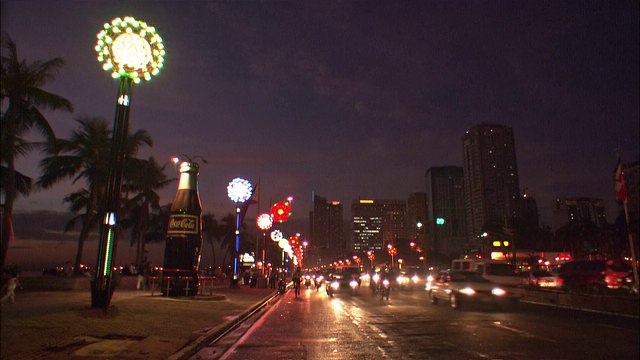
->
[[351, 199, 406, 263], [462, 123, 521, 253], [310, 194, 345, 266], [426, 166, 466, 261], [407, 192, 428, 241], [552, 197, 607, 232]]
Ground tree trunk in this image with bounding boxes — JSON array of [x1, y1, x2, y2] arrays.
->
[[1, 128, 17, 269]]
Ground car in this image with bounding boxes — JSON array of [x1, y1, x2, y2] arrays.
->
[[326, 267, 361, 296], [427, 270, 519, 309], [521, 270, 562, 288], [558, 260, 632, 289]]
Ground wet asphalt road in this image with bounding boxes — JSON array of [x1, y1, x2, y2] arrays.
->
[[191, 283, 640, 360]]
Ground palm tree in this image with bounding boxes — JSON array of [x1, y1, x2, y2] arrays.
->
[[1, 32, 74, 268], [202, 212, 221, 269], [121, 157, 174, 266], [37, 117, 153, 275]]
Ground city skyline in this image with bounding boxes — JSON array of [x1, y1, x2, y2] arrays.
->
[[2, 1, 638, 232]]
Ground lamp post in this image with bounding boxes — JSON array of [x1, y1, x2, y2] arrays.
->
[[91, 16, 165, 309], [256, 213, 273, 276], [227, 178, 253, 288]]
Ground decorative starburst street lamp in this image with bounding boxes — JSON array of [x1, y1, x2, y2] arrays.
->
[[91, 16, 165, 309], [228, 178, 253, 288], [256, 213, 273, 275]]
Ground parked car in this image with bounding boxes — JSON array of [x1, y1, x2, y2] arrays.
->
[[427, 270, 519, 309], [558, 260, 632, 289]]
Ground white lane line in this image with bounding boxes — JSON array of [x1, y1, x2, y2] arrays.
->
[[492, 322, 558, 343]]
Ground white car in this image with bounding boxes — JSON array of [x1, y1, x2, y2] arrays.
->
[[427, 271, 519, 309]]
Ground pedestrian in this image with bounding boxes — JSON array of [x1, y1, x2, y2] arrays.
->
[[63, 261, 73, 276], [1, 272, 23, 305], [137, 257, 150, 290]]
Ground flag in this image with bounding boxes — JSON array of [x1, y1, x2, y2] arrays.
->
[[614, 154, 627, 204], [239, 181, 259, 223]]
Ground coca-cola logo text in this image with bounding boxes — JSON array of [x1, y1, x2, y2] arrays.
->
[[167, 215, 199, 235]]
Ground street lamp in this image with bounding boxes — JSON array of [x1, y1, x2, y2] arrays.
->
[[256, 213, 273, 275], [228, 178, 253, 288], [91, 16, 164, 309]]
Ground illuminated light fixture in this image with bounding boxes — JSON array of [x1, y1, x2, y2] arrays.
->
[[271, 230, 283, 242], [256, 213, 273, 231], [359, 199, 374, 203], [95, 16, 165, 84], [227, 178, 253, 203], [289, 235, 299, 247], [270, 200, 292, 223]]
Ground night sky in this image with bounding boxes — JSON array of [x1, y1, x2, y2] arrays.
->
[[2, 1, 638, 229]]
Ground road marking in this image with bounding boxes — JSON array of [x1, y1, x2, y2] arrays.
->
[[598, 324, 639, 333], [492, 322, 558, 343]]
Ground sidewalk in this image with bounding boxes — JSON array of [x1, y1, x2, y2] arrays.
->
[[1, 284, 277, 360]]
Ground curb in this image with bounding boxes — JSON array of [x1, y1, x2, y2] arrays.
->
[[168, 289, 280, 360]]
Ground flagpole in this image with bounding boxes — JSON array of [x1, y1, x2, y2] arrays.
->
[[615, 149, 638, 294], [623, 199, 639, 294]]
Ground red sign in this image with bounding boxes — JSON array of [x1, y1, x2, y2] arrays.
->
[[167, 215, 199, 235]]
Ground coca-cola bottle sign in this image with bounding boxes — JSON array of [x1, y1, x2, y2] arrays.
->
[[167, 214, 199, 235]]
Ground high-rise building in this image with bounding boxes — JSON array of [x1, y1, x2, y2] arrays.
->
[[351, 199, 406, 262], [552, 197, 607, 231], [407, 192, 428, 241], [462, 123, 521, 253], [426, 166, 466, 261], [310, 194, 345, 266]]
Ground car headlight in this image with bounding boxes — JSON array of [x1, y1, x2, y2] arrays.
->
[[350, 280, 358, 288], [427, 275, 434, 282], [491, 288, 507, 296], [397, 275, 405, 284], [382, 279, 390, 286], [373, 274, 380, 283], [459, 287, 476, 295], [411, 275, 420, 283], [330, 281, 340, 290]]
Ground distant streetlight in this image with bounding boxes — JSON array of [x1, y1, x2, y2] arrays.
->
[[91, 16, 164, 309], [228, 178, 252, 288]]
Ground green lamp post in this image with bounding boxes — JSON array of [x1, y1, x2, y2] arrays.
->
[[91, 16, 165, 309]]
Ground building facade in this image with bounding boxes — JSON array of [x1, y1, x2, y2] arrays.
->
[[351, 199, 407, 263], [552, 197, 607, 231], [310, 194, 345, 266], [426, 166, 467, 261], [407, 192, 428, 242], [462, 123, 521, 254]]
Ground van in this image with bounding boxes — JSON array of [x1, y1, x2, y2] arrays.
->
[[451, 259, 523, 287]]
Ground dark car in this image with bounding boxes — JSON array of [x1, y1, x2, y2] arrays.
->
[[326, 267, 361, 296], [558, 260, 632, 289], [427, 270, 519, 309]]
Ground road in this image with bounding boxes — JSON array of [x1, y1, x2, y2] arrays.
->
[[191, 283, 639, 360]]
